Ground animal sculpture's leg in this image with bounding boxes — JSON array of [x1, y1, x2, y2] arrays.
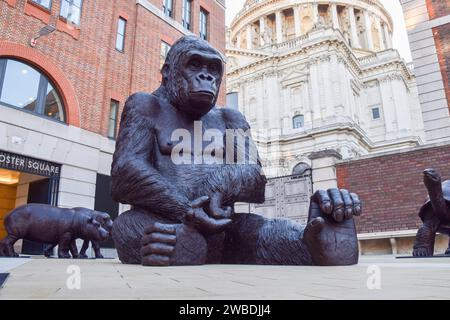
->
[[445, 237, 450, 255], [0, 235, 19, 257], [92, 241, 104, 259], [78, 240, 89, 259], [58, 233, 72, 259], [413, 214, 439, 257], [44, 244, 56, 257], [69, 241, 79, 258]]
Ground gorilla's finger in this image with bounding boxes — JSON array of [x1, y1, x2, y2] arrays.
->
[[328, 189, 345, 222], [305, 217, 325, 235], [141, 254, 171, 267], [350, 193, 362, 216], [141, 233, 176, 246], [144, 223, 177, 235], [340, 189, 354, 220], [191, 196, 210, 208], [141, 243, 174, 257], [313, 190, 332, 215], [224, 206, 233, 218], [195, 210, 232, 232], [308, 201, 322, 220]]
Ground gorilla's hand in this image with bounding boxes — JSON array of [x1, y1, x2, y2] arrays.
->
[[141, 223, 177, 266], [206, 193, 233, 220], [185, 196, 232, 234], [304, 189, 362, 266]]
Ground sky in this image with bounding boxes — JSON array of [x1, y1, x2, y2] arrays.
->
[[225, 0, 412, 62]]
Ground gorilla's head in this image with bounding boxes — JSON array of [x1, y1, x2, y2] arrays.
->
[[160, 36, 224, 119]]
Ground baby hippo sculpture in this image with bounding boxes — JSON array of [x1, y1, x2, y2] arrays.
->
[[0, 204, 110, 258], [43, 210, 113, 259]]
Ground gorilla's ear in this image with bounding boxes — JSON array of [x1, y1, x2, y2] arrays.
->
[[161, 63, 170, 84]]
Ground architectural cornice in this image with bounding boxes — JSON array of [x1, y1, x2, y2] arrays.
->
[[227, 29, 413, 89]]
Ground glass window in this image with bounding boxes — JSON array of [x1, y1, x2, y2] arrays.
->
[[31, 0, 52, 9], [372, 107, 381, 120], [60, 0, 83, 25], [44, 83, 64, 121], [293, 115, 304, 129], [108, 100, 119, 139], [0, 59, 65, 122], [163, 0, 173, 17], [182, 0, 192, 30], [116, 18, 127, 52], [160, 41, 171, 69], [199, 8, 209, 40]]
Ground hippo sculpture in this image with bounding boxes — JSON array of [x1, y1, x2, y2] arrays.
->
[[0, 204, 110, 258], [44, 210, 113, 259]]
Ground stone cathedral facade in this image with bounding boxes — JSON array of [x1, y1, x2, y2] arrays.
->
[[226, 0, 426, 190]]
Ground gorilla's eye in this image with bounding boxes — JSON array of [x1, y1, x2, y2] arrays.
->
[[189, 59, 201, 70], [209, 63, 220, 74]]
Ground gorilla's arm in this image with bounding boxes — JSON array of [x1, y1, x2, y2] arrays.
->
[[111, 93, 191, 221], [203, 108, 267, 205]]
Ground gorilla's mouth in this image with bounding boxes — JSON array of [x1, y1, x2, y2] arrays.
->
[[191, 90, 215, 99]]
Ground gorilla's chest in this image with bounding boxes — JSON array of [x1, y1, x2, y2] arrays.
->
[[155, 117, 226, 158]]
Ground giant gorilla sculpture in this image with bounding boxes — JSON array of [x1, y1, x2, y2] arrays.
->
[[111, 36, 362, 266]]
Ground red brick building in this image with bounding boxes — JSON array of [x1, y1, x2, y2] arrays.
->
[[0, 0, 225, 253], [336, 143, 450, 255]]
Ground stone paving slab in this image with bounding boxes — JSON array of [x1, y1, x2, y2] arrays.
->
[[0, 255, 449, 300]]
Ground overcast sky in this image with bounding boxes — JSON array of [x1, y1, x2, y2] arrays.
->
[[225, 0, 412, 62]]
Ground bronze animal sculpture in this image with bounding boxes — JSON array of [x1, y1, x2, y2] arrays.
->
[[413, 169, 450, 257], [111, 35, 362, 267], [0, 204, 109, 258], [43, 210, 113, 259]]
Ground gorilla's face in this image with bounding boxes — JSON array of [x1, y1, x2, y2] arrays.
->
[[161, 36, 224, 119], [177, 50, 223, 119]]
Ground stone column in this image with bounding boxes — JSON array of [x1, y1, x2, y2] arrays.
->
[[246, 24, 253, 50], [236, 32, 241, 49], [375, 16, 385, 50], [294, 6, 302, 37], [383, 23, 393, 48], [312, 3, 319, 24], [348, 7, 361, 49], [308, 150, 342, 192], [364, 11, 374, 51], [331, 3, 340, 29], [260, 16, 266, 46], [275, 10, 283, 44]]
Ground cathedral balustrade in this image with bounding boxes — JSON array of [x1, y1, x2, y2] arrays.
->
[[230, 0, 394, 54]]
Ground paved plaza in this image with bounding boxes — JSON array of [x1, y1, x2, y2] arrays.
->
[[0, 255, 449, 300]]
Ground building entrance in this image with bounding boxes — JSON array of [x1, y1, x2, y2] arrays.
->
[[0, 150, 61, 255]]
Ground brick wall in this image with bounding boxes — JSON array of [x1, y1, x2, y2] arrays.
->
[[426, 0, 450, 20], [433, 23, 450, 109], [0, 0, 226, 136], [337, 144, 450, 234]]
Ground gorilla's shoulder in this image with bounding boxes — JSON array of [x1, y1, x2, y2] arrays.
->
[[124, 92, 162, 118], [216, 107, 250, 130]]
